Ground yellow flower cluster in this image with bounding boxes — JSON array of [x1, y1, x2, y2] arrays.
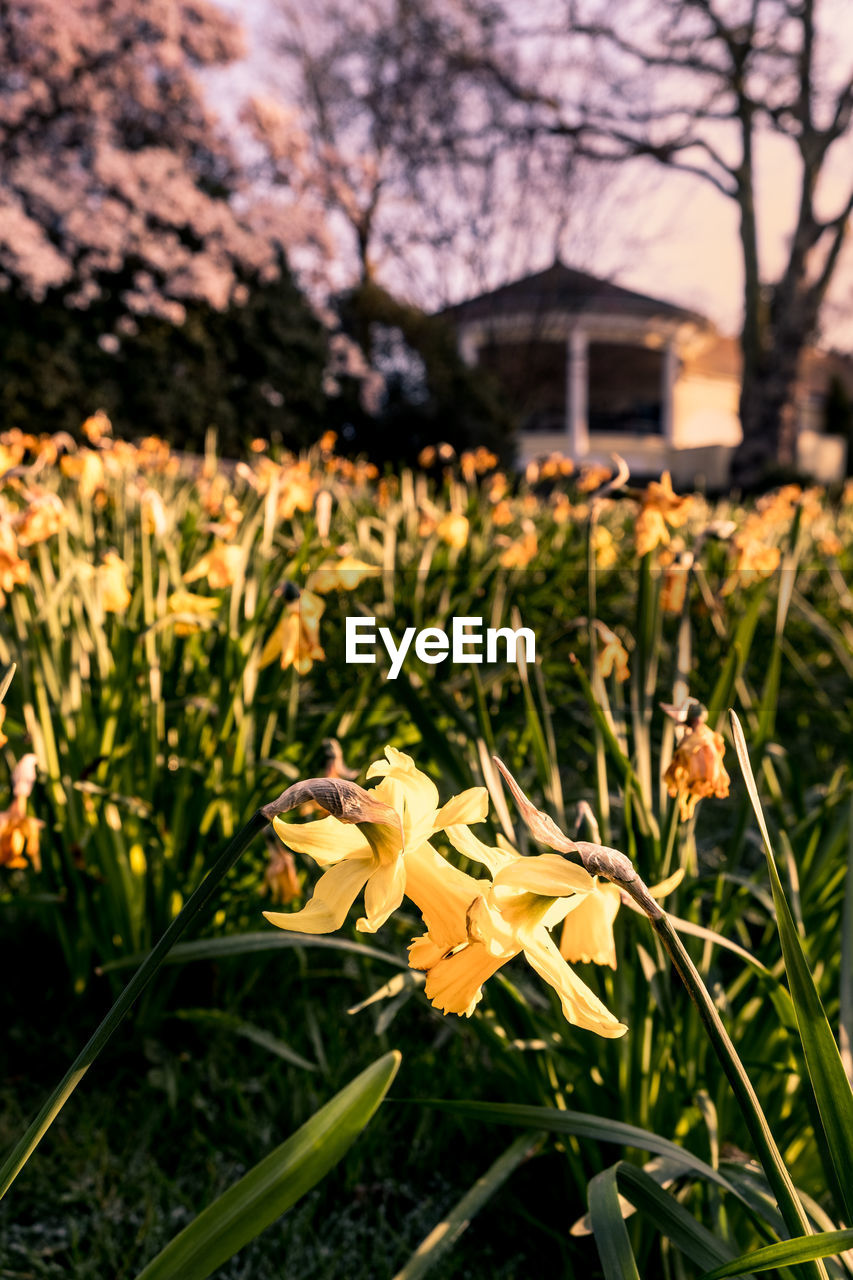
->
[[265, 747, 628, 1038]]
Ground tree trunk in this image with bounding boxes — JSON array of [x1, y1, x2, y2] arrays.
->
[[730, 350, 802, 491]]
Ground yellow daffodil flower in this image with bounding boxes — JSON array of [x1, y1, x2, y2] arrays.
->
[[406, 825, 627, 1037], [0, 520, 29, 603], [60, 449, 105, 500], [635, 471, 692, 557], [306, 555, 379, 593], [595, 621, 630, 683], [264, 747, 488, 936], [15, 490, 67, 546], [183, 543, 243, 590], [499, 524, 538, 569], [436, 513, 470, 549], [98, 552, 131, 613], [259, 588, 326, 675], [166, 590, 220, 636], [560, 868, 684, 969]]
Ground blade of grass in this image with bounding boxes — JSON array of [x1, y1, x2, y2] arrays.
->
[[702, 1229, 853, 1279], [731, 711, 853, 1223], [588, 1164, 642, 1279], [97, 932, 410, 972], [608, 1162, 749, 1275]]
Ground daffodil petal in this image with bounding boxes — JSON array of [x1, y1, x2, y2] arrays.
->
[[272, 813, 371, 866], [423, 941, 506, 1017], [522, 930, 627, 1037], [403, 841, 480, 953], [357, 856, 407, 933], [493, 853, 595, 897], [559, 882, 622, 968], [263, 853, 374, 934], [434, 787, 490, 829], [408, 933, 446, 971], [444, 824, 516, 875]]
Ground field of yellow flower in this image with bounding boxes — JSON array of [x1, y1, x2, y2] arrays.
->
[[2, 420, 853, 1278]]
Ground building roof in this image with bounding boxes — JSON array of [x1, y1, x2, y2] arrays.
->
[[442, 259, 708, 327]]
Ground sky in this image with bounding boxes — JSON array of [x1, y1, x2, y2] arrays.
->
[[210, 0, 853, 350]]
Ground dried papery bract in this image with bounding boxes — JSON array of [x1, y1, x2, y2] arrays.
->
[[491, 756, 662, 918], [261, 777, 401, 831]]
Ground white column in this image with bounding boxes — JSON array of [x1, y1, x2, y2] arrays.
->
[[458, 325, 480, 367], [660, 339, 677, 445], [566, 328, 589, 458]]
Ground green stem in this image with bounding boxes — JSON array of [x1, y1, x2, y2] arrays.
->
[[650, 909, 829, 1280], [0, 809, 268, 1201]]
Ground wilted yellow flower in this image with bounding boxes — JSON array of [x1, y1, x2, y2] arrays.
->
[[0, 520, 29, 602], [15, 490, 67, 546], [595, 622, 630, 683], [722, 515, 781, 593], [81, 410, 112, 445], [0, 438, 25, 477], [183, 543, 243, 590], [263, 845, 302, 905], [577, 464, 613, 493], [166, 590, 220, 636], [265, 746, 488, 935], [635, 471, 692, 556], [0, 758, 41, 871], [436, 513, 470, 549], [660, 566, 689, 614], [277, 460, 317, 520], [259, 588, 326, 675], [0, 806, 41, 870], [306, 555, 379, 593], [98, 552, 131, 613], [407, 824, 626, 1036], [664, 713, 730, 821]]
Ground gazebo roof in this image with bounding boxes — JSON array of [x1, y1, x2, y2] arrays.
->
[[441, 259, 708, 328]]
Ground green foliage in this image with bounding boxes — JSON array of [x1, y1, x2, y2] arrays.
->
[[3, 443, 853, 1275], [333, 280, 516, 464], [0, 264, 328, 455]]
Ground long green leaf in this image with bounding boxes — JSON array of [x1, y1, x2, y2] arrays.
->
[[702, 1228, 853, 1279], [134, 1050, 401, 1280], [418, 1100, 741, 1196], [393, 1132, 542, 1280], [609, 1163, 749, 1274], [588, 1165, 641, 1279], [98, 931, 409, 972], [731, 711, 853, 1221]]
